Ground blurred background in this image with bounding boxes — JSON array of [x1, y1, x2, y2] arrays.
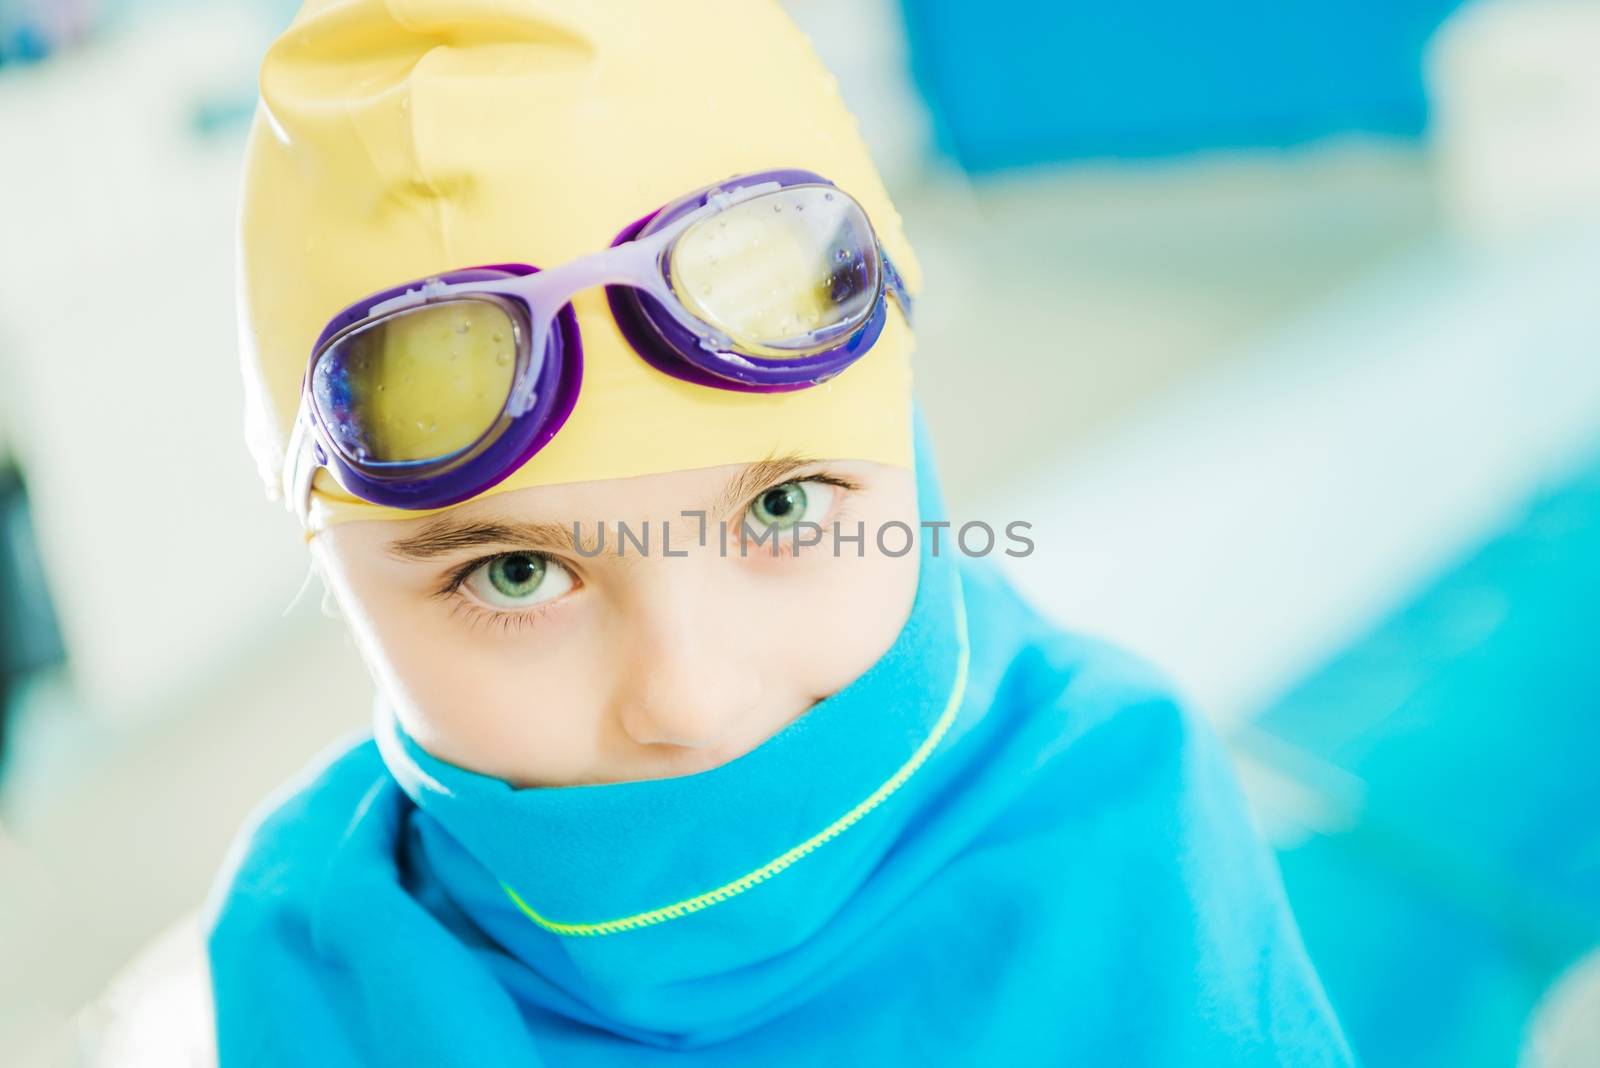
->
[[1, 0, 1597, 1063]]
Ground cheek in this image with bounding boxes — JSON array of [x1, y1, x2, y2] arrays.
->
[[782, 548, 920, 699], [421, 627, 607, 765], [320, 552, 608, 776]]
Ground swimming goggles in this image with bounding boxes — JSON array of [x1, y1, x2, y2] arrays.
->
[[282, 168, 913, 520]]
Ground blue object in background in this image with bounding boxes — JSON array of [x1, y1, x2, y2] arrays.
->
[[0, 0, 97, 70], [1251, 448, 1600, 1067], [0, 465, 68, 776], [900, 0, 1466, 171]]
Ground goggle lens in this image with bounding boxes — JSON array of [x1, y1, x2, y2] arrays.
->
[[667, 186, 881, 359], [311, 297, 519, 469]]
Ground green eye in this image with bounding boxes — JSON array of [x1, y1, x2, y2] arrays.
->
[[489, 553, 544, 597], [463, 551, 574, 611], [745, 479, 835, 534], [751, 482, 807, 529]]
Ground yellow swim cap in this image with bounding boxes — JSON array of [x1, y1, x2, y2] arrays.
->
[[241, 0, 921, 530]]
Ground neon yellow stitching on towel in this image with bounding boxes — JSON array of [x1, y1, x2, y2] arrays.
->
[[500, 575, 971, 938]]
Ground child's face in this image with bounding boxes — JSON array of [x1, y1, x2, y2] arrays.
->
[[313, 459, 919, 787]]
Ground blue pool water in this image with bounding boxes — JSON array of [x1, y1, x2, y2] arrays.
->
[[1252, 447, 1600, 1066]]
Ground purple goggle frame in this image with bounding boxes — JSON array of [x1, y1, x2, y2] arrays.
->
[[282, 168, 913, 521]]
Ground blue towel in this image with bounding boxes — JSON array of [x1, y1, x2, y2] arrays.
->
[[207, 422, 1352, 1064]]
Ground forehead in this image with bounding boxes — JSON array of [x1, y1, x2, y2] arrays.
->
[[326, 458, 865, 554], [430, 463, 748, 522]]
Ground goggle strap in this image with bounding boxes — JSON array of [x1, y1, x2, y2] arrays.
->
[[282, 410, 317, 527], [882, 251, 914, 328]]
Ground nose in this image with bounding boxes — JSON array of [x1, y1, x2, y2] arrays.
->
[[615, 589, 763, 750]]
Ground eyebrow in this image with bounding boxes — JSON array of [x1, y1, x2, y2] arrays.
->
[[386, 519, 581, 562], [384, 455, 823, 562], [710, 455, 818, 517]]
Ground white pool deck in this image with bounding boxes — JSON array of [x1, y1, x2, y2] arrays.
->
[[989, 226, 1600, 733]]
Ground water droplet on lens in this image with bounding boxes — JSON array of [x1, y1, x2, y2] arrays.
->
[[376, 384, 386, 392], [492, 331, 503, 343], [496, 352, 511, 366], [449, 350, 460, 361], [455, 320, 470, 334], [836, 249, 849, 262], [773, 204, 782, 213], [824, 192, 834, 201]]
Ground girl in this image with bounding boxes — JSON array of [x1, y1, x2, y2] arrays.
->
[[205, 1, 1353, 1063]]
